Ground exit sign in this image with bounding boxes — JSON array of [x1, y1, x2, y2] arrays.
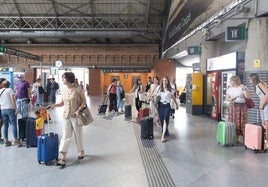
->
[[225, 26, 246, 41], [187, 46, 200, 55], [0, 45, 5, 53]]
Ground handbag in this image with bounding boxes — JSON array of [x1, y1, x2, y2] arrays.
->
[[153, 95, 161, 106], [78, 105, 94, 126], [246, 98, 255, 109]]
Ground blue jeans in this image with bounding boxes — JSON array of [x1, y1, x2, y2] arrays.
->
[[16, 98, 28, 118], [117, 98, 124, 111], [36, 93, 43, 105], [2, 109, 18, 140], [50, 90, 57, 103]]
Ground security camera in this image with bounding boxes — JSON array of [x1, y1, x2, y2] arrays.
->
[[214, 19, 221, 24], [202, 28, 209, 36]]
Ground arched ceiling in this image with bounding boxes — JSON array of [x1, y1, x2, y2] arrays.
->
[[0, 0, 170, 48]]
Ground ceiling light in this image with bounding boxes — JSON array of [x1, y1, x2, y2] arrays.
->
[[172, 50, 188, 59]]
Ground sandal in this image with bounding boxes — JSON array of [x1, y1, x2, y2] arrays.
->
[[77, 150, 85, 160], [55, 159, 66, 167]]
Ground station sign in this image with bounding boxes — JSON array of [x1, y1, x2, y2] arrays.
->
[[102, 69, 151, 73], [187, 46, 200, 55], [0, 45, 42, 61], [225, 26, 246, 41]]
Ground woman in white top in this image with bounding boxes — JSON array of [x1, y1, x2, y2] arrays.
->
[[249, 73, 268, 141], [129, 79, 143, 112], [31, 78, 44, 106], [0, 80, 22, 147], [226, 75, 250, 140], [157, 76, 178, 142], [147, 77, 160, 125]]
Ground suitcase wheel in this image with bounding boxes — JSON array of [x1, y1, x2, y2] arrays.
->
[[244, 145, 247, 149], [45, 162, 48, 166], [38, 160, 41, 164], [254, 149, 258, 153]]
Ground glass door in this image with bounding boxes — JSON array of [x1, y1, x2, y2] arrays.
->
[[221, 70, 236, 121]]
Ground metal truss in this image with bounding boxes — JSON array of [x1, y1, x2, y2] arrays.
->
[[0, 16, 162, 31]]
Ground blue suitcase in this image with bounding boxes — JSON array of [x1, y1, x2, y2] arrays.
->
[[37, 133, 59, 165], [26, 117, 37, 148]]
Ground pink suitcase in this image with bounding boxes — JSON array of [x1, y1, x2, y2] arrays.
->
[[244, 124, 266, 153], [244, 109, 267, 153]]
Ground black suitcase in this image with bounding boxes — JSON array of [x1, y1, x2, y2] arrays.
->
[[98, 96, 108, 114], [18, 117, 27, 141], [26, 117, 37, 148], [125, 104, 132, 120], [141, 117, 154, 139]]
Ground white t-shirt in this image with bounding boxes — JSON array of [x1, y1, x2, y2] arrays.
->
[[226, 86, 245, 103], [157, 89, 174, 104], [0, 88, 16, 109]]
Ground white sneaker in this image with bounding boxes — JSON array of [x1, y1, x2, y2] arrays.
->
[[17, 113, 22, 119]]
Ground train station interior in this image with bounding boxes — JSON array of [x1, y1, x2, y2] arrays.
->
[[1, 0, 268, 186]]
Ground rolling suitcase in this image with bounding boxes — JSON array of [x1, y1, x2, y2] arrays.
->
[[138, 108, 149, 122], [26, 117, 37, 148], [216, 121, 237, 146], [244, 109, 267, 153], [141, 117, 154, 139], [37, 133, 59, 165], [18, 117, 27, 141], [35, 117, 44, 136], [98, 96, 108, 114], [37, 108, 59, 165], [125, 104, 132, 120]]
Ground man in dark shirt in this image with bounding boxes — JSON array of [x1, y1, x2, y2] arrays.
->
[[50, 78, 59, 103], [15, 75, 30, 118]]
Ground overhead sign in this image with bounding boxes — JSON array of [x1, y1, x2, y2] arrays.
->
[[102, 69, 151, 73], [225, 26, 246, 41], [0, 45, 42, 61], [187, 46, 200, 55], [164, 0, 214, 50]]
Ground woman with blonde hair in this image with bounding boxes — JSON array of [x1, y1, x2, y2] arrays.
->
[[226, 75, 250, 141], [147, 77, 160, 125], [249, 73, 268, 142]]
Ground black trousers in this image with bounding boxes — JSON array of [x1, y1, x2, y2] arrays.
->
[[109, 93, 118, 112], [135, 97, 142, 112]]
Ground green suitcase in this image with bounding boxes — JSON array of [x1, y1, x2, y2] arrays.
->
[[216, 121, 237, 146]]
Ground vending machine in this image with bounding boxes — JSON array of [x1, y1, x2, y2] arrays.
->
[[206, 71, 220, 120], [206, 52, 244, 121]]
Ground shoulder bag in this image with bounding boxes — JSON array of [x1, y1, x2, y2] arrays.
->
[[78, 104, 94, 126], [76, 88, 94, 126], [245, 98, 255, 109]]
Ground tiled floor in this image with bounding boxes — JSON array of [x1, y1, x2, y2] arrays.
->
[[1, 94, 268, 187]]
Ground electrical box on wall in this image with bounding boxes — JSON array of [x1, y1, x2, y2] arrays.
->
[[186, 72, 203, 115]]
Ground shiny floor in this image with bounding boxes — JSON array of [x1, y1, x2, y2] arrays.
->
[[1, 94, 268, 187]]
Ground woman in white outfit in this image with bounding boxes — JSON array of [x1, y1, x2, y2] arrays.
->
[[147, 77, 160, 125]]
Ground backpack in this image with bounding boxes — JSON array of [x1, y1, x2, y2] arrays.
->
[[38, 86, 45, 94], [120, 90, 125, 99]]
